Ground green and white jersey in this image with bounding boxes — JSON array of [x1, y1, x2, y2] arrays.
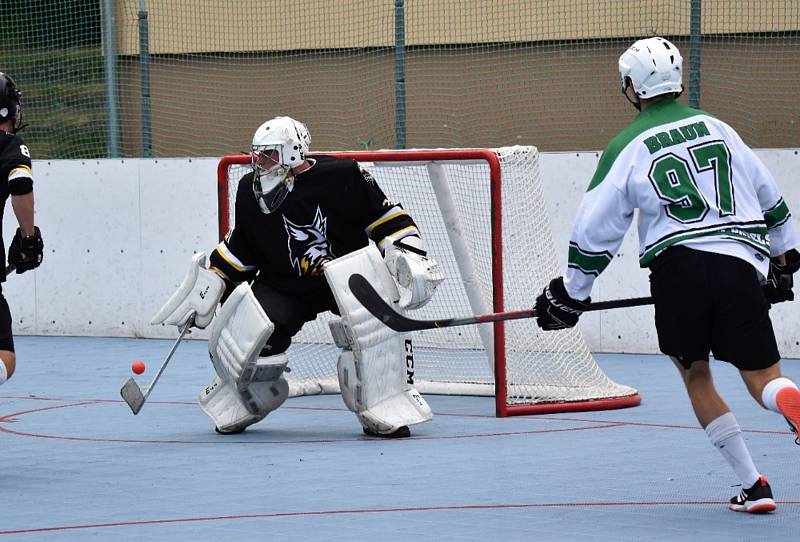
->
[[564, 98, 798, 300]]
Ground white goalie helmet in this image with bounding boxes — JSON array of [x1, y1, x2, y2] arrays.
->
[[618, 37, 683, 99], [250, 116, 311, 214]]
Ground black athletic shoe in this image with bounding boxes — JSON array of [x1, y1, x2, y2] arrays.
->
[[362, 425, 411, 439], [729, 476, 776, 513], [215, 425, 246, 435]]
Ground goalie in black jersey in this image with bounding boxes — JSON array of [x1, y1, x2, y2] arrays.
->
[[0, 72, 44, 387], [153, 116, 443, 437]]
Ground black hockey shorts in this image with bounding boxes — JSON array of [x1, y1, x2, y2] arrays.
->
[[251, 281, 338, 356], [648, 245, 779, 371], [0, 286, 14, 352]]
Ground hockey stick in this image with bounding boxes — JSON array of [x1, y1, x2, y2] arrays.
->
[[120, 318, 193, 415], [348, 273, 654, 333]]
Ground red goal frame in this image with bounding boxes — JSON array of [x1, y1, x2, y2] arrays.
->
[[218, 150, 641, 417]]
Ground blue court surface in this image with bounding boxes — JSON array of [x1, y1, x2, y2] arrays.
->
[[1, 335, 798, 541]]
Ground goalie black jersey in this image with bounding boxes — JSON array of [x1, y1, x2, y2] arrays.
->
[[210, 155, 420, 293], [0, 131, 34, 280]]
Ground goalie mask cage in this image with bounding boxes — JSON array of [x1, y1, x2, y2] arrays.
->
[[218, 147, 640, 416]]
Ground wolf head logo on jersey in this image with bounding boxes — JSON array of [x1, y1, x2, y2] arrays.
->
[[283, 206, 336, 277]]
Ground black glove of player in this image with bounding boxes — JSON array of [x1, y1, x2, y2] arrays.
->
[[535, 277, 591, 331], [8, 226, 44, 274], [763, 248, 800, 304]]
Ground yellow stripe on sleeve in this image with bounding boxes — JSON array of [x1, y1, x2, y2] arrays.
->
[[366, 206, 409, 236], [8, 166, 33, 180], [214, 242, 257, 272]]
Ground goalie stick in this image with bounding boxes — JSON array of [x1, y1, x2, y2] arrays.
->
[[348, 273, 654, 333], [120, 318, 193, 415]]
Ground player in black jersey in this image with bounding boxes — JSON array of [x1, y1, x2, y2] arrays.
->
[[0, 72, 44, 387], [153, 116, 443, 436]]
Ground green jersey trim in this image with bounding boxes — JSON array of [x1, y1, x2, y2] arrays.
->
[[567, 242, 614, 277], [640, 221, 769, 266], [587, 99, 711, 192], [764, 197, 791, 229]]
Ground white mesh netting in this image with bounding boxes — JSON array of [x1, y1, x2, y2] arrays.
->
[[221, 147, 638, 412]]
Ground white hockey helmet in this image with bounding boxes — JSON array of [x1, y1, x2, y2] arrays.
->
[[618, 37, 683, 99], [250, 116, 311, 213]]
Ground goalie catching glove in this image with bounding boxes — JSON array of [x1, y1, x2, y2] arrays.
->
[[763, 248, 800, 304], [8, 226, 43, 274], [150, 252, 226, 329], [535, 277, 591, 331], [383, 235, 444, 310]]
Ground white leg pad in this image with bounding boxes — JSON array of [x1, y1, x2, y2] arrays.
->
[[198, 370, 289, 434], [208, 283, 275, 391], [337, 349, 431, 434], [325, 246, 433, 434], [356, 388, 431, 435]]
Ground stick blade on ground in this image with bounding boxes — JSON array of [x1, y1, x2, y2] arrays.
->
[[120, 378, 145, 415]]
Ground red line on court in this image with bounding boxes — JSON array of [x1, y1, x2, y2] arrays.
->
[[1, 395, 792, 436], [0, 396, 792, 442], [3, 500, 799, 536], [0, 396, 627, 444]]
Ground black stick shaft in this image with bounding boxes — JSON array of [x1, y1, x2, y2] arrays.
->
[[348, 273, 653, 333]]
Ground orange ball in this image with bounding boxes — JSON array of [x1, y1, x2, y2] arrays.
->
[[131, 360, 146, 375]]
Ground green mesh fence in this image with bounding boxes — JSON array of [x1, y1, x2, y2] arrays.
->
[[1, 0, 798, 159]]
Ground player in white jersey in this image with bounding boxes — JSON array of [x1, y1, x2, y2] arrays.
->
[[534, 37, 800, 513]]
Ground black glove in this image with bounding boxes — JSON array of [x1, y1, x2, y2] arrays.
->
[[535, 277, 591, 331], [8, 226, 44, 274], [763, 248, 800, 304]]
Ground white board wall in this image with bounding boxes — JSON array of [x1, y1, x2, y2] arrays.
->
[[4, 151, 799, 356], [2, 158, 220, 340]]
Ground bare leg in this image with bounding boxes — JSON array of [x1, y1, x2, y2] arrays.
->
[[0, 350, 15, 381], [739, 362, 783, 408], [670, 356, 766, 508], [670, 357, 729, 427]]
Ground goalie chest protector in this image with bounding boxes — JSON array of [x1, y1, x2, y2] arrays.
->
[[231, 155, 416, 293]]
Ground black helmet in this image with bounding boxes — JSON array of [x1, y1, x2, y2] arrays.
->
[[0, 72, 23, 132]]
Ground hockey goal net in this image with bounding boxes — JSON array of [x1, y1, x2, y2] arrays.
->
[[218, 147, 640, 416]]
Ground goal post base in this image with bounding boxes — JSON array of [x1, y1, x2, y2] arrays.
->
[[500, 393, 642, 417]]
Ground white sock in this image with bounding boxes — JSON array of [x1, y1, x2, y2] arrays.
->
[[705, 412, 760, 488], [761, 377, 799, 414], [0, 360, 6, 385]]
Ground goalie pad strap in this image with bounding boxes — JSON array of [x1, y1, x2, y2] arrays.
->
[[328, 319, 353, 349], [208, 283, 275, 389], [150, 252, 226, 328]]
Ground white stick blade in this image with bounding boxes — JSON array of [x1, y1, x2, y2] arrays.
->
[[120, 378, 145, 415]]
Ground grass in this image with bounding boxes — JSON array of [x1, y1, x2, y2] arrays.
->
[[3, 46, 108, 159]]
